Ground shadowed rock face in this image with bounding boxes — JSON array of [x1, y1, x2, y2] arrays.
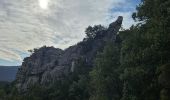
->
[[16, 16, 123, 92]]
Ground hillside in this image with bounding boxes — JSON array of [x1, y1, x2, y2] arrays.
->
[[0, 66, 19, 82]]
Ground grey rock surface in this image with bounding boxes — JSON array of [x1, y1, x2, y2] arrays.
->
[[16, 16, 123, 92]]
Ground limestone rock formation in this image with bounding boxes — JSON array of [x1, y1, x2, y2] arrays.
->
[[15, 16, 123, 92]]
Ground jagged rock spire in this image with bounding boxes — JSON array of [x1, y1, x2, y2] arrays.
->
[[107, 16, 123, 41], [109, 16, 123, 29]]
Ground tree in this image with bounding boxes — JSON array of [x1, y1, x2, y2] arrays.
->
[[119, 0, 170, 100], [158, 64, 170, 100], [90, 42, 122, 100], [85, 25, 106, 39]]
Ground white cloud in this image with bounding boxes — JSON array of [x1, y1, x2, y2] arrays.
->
[[0, 0, 137, 64]]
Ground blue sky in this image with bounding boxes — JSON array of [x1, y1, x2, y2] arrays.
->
[[0, 0, 141, 66]]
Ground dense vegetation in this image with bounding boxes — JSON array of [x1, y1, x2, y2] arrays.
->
[[0, 0, 170, 100]]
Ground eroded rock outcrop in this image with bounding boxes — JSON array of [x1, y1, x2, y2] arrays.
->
[[16, 16, 123, 92]]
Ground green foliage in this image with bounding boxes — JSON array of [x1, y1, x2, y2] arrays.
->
[[68, 58, 90, 100], [159, 64, 170, 100], [90, 42, 122, 100], [69, 75, 90, 100], [119, 0, 170, 100], [0, 89, 6, 99], [85, 25, 106, 39], [160, 89, 170, 100]]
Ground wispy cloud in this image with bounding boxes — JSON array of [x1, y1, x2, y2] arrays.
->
[[0, 0, 139, 65]]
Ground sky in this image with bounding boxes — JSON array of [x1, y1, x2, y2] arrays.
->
[[0, 0, 140, 66]]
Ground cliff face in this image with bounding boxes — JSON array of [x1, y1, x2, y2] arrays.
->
[[16, 16, 123, 92]]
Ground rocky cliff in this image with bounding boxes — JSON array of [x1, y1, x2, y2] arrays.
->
[[16, 16, 123, 92]]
